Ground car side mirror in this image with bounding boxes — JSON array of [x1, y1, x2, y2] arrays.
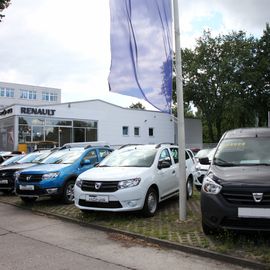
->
[[158, 160, 171, 169], [199, 157, 210, 165]]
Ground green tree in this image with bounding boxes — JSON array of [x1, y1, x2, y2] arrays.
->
[[181, 30, 257, 142], [252, 23, 270, 126], [0, 0, 11, 22], [129, 102, 145, 110]]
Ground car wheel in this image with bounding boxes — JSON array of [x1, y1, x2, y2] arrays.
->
[[20, 197, 37, 204], [142, 187, 158, 217], [202, 221, 217, 235], [186, 177, 193, 199], [62, 180, 75, 204]]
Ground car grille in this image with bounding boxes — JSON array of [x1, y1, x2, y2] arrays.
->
[[0, 170, 15, 188], [18, 174, 43, 183], [0, 170, 15, 179], [79, 199, 122, 208], [221, 189, 270, 206], [16, 187, 46, 196], [197, 175, 205, 184], [81, 180, 119, 192]]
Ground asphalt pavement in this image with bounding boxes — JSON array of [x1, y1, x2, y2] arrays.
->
[[0, 202, 250, 270]]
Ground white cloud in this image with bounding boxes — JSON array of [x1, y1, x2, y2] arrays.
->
[[0, 0, 269, 106]]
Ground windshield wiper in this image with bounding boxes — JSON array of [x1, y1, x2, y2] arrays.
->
[[241, 163, 270, 166], [97, 165, 110, 167], [213, 158, 237, 167]]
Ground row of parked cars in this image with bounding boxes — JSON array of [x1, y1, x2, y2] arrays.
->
[[0, 143, 198, 217], [2, 127, 269, 234]]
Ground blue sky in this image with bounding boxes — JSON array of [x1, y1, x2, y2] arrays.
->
[[0, 0, 269, 109]]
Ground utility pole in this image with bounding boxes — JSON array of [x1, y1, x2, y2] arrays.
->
[[173, 0, 187, 220]]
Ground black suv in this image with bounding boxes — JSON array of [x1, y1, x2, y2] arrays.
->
[[200, 128, 270, 234]]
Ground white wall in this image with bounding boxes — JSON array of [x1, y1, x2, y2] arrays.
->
[[54, 100, 175, 147]]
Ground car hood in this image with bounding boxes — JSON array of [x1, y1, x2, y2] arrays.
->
[[79, 166, 150, 181], [20, 164, 70, 174], [211, 165, 270, 186], [0, 163, 38, 171]]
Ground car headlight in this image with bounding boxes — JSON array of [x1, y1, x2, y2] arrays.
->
[[14, 171, 21, 181], [42, 172, 60, 180], [75, 178, 83, 188], [118, 178, 141, 189], [202, 174, 222, 194]]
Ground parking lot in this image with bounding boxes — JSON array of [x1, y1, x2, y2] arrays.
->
[[0, 191, 269, 269]]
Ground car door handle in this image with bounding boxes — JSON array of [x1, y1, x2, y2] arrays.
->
[[172, 170, 176, 174]]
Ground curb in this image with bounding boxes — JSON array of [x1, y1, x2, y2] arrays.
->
[[0, 199, 269, 270]]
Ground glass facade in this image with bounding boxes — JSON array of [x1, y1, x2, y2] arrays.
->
[[0, 117, 15, 151], [18, 116, 98, 151]]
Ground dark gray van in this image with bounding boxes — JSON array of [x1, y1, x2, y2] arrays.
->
[[200, 128, 270, 234]]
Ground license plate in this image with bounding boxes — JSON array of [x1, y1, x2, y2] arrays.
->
[[238, 208, 270, 218], [85, 195, 109, 203], [0, 179, 8, 184], [19, 185, 34, 191]]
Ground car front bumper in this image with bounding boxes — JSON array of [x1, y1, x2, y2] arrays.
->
[[74, 185, 145, 212], [201, 191, 270, 231]]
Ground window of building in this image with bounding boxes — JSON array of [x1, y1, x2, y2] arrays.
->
[[122, 126, 129, 136], [74, 120, 97, 128], [20, 90, 36, 100], [0, 87, 14, 98], [32, 126, 44, 142], [134, 127, 140, 136], [42, 92, 58, 102], [149, 127, 154, 137]]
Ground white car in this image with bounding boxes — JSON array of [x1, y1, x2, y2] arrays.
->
[[194, 148, 216, 190], [74, 144, 196, 217]]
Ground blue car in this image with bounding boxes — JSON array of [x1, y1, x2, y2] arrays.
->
[[15, 146, 113, 204]]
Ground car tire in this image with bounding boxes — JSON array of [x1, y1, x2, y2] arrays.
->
[[186, 177, 193, 199], [62, 180, 75, 204], [142, 187, 158, 217], [20, 197, 37, 204]]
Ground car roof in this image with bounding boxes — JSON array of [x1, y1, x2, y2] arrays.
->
[[118, 144, 180, 151], [224, 128, 270, 139], [60, 141, 110, 149]]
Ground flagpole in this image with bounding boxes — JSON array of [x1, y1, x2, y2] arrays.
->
[[173, 0, 187, 220]]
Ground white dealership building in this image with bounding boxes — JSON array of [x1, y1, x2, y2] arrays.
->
[[0, 99, 202, 152]]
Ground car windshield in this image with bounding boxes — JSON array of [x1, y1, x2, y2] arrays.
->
[[17, 151, 51, 164], [213, 137, 270, 166], [99, 148, 157, 167], [1, 155, 24, 166], [40, 149, 84, 164]]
